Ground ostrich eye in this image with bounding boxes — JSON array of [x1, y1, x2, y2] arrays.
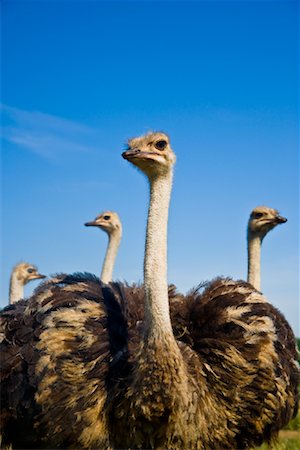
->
[[27, 268, 34, 273], [154, 140, 167, 151], [103, 215, 110, 220], [254, 212, 264, 219]]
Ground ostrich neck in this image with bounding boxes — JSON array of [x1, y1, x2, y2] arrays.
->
[[101, 232, 121, 283], [131, 167, 191, 427], [247, 234, 261, 291], [144, 172, 173, 337], [9, 273, 24, 304]]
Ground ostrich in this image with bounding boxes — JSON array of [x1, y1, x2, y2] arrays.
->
[[84, 211, 178, 303], [85, 211, 122, 283], [0, 132, 298, 450], [112, 132, 299, 448], [247, 206, 287, 291], [9, 262, 46, 304]]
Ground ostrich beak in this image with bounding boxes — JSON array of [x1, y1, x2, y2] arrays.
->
[[122, 148, 141, 160], [276, 215, 287, 224], [122, 148, 161, 162], [84, 221, 97, 227], [34, 273, 46, 280]]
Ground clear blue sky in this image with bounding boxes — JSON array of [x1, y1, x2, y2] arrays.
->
[[1, 0, 299, 335]]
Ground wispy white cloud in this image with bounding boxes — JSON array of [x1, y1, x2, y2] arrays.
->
[[1, 104, 100, 159]]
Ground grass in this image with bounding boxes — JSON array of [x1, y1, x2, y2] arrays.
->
[[256, 437, 300, 450], [284, 412, 300, 432], [254, 421, 300, 449]]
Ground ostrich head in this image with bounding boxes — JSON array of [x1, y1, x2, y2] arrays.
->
[[84, 211, 122, 236], [248, 206, 287, 240], [13, 262, 46, 285], [122, 131, 176, 177]]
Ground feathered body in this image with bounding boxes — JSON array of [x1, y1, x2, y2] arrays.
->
[[1, 273, 298, 449]]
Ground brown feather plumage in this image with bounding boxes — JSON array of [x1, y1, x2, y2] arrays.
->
[[0, 274, 299, 449]]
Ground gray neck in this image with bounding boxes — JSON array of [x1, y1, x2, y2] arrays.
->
[[247, 233, 262, 291], [101, 231, 121, 284], [144, 172, 173, 336], [9, 273, 24, 304]]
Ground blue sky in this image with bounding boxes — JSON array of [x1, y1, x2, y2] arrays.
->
[[1, 0, 299, 334]]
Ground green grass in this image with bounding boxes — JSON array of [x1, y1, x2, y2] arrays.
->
[[256, 438, 300, 450], [284, 413, 300, 431]]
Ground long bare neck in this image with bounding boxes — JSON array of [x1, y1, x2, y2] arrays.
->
[[247, 233, 262, 291], [101, 231, 121, 283], [144, 172, 174, 337], [9, 273, 24, 304]]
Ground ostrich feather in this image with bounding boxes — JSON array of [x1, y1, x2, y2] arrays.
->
[[1, 274, 298, 449]]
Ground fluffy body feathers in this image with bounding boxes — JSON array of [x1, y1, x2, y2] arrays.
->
[[1, 274, 298, 449]]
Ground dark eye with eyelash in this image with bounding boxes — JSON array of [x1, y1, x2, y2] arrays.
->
[[254, 212, 264, 219], [27, 268, 34, 273], [103, 215, 110, 220], [154, 140, 167, 151]]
